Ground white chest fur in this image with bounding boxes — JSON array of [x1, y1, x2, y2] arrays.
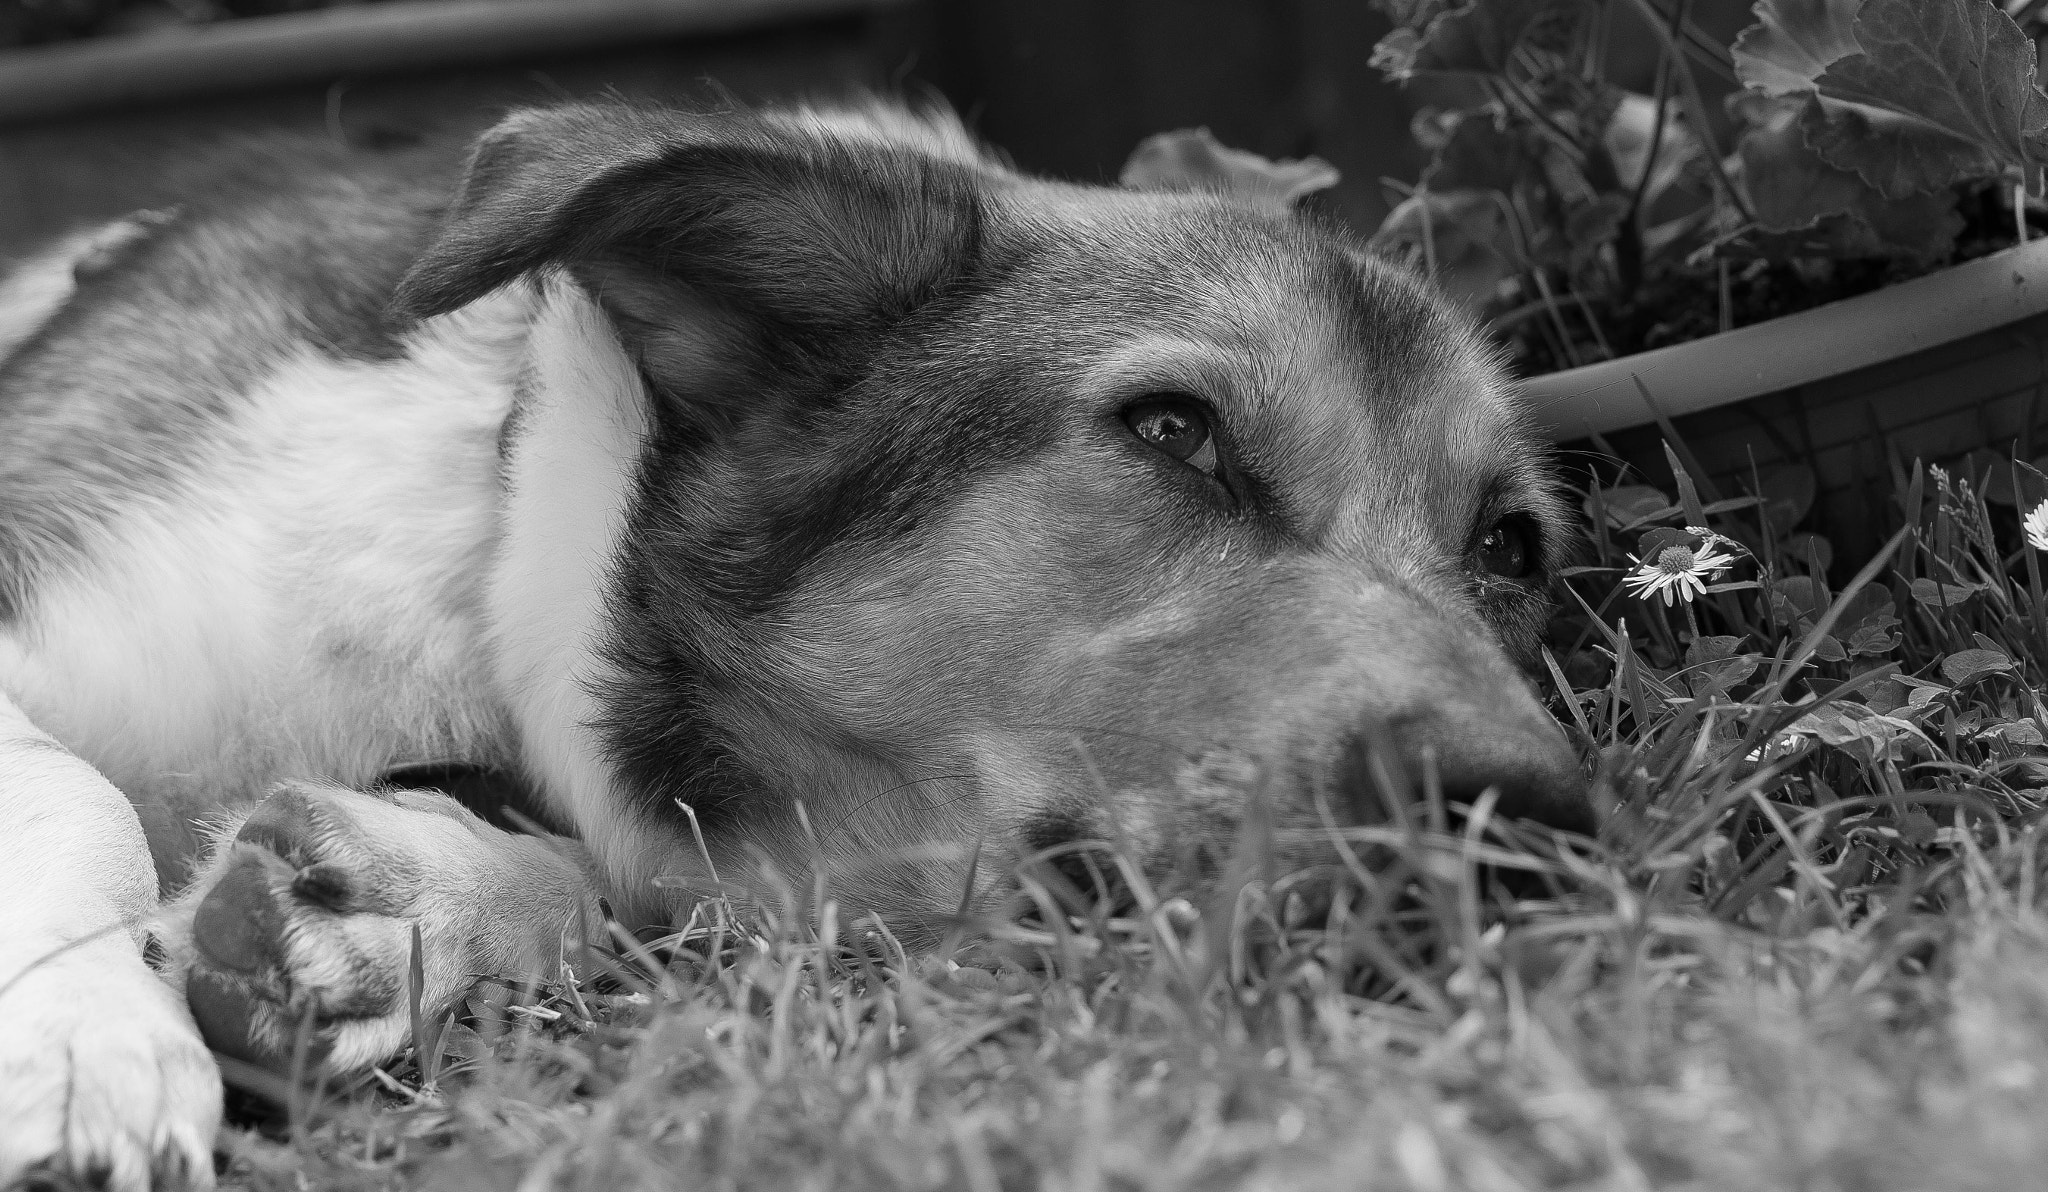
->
[[0, 291, 535, 841], [485, 282, 670, 919]]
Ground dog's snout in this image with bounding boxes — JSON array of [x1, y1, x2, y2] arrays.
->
[[1340, 708, 1594, 836], [1428, 727, 1594, 835]]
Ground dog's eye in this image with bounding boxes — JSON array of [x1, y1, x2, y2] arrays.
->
[[1125, 396, 1218, 474], [1476, 517, 1537, 580]]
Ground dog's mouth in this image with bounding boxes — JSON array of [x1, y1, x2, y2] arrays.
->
[[1016, 841, 1144, 922], [1001, 736, 1594, 931], [1002, 811, 1576, 950]]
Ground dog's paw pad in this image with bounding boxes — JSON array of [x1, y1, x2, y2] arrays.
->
[[184, 784, 422, 1071], [184, 965, 280, 1071], [191, 846, 293, 975]]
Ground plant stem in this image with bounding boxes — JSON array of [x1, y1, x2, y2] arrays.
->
[[1624, 0, 1754, 225], [1487, 75, 1585, 169], [1638, 0, 1737, 83], [1490, 190, 1584, 369], [1719, 258, 1733, 332], [1584, 0, 1611, 83], [1570, 291, 1617, 359], [1619, 0, 1685, 301], [1531, 268, 1587, 368], [1622, 0, 1684, 236], [1418, 187, 1440, 279]]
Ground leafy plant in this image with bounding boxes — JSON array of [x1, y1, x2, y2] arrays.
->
[[1364, 0, 2048, 373]]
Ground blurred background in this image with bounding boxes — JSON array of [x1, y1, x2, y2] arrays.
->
[[0, 0, 1755, 259]]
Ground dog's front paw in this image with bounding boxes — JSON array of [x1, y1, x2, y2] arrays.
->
[[0, 937, 219, 1191], [175, 782, 586, 1075]]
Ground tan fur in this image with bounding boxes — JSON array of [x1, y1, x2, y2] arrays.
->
[[0, 99, 1588, 1187]]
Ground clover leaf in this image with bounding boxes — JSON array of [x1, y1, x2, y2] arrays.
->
[[1940, 648, 2016, 686]]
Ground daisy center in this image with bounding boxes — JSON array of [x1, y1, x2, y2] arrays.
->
[[1654, 545, 1698, 574]]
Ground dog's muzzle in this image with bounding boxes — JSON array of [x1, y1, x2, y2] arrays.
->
[[1331, 705, 1594, 836]]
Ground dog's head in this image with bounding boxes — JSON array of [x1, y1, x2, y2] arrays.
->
[[395, 101, 1591, 932]]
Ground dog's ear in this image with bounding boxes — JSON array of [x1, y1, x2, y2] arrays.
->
[[391, 105, 984, 357]]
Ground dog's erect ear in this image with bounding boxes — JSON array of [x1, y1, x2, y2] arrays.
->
[[390, 104, 984, 349]]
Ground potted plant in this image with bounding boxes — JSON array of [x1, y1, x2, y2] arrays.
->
[[1354, 0, 2048, 564]]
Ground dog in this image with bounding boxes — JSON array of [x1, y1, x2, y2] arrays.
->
[[0, 98, 1592, 1188]]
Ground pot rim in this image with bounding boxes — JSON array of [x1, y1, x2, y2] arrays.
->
[[1518, 236, 2048, 441]]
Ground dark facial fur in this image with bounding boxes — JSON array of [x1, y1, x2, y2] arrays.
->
[[353, 101, 1593, 929]]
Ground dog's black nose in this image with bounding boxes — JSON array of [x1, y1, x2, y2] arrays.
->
[[1338, 711, 1595, 836], [1428, 727, 1595, 835]]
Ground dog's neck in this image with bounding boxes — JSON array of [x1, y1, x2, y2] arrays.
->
[[487, 280, 674, 921]]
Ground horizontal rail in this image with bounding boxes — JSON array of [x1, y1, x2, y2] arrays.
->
[[0, 0, 895, 125]]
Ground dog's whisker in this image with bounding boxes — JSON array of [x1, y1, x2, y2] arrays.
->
[[825, 774, 980, 839], [999, 722, 1188, 752]]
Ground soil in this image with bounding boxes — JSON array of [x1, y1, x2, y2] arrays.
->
[[1504, 185, 2047, 379]]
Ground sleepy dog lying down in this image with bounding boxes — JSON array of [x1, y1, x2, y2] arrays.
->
[[0, 98, 1593, 1187]]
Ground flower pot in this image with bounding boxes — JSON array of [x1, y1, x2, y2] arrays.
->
[[1519, 239, 2048, 564]]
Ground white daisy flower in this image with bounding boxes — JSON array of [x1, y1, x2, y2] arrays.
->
[[1623, 536, 1735, 606], [2026, 498, 2048, 552], [1743, 730, 1808, 763]]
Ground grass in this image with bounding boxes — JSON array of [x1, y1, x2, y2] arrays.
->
[[212, 447, 2048, 1192]]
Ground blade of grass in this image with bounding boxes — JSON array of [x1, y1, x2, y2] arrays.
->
[[1542, 645, 1595, 741]]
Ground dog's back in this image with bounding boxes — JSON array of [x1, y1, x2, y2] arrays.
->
[[0, 103, 1012, 885], [0, 102, 993, 625], [0, 139, 454, 610], [0, 137, 524, 878]]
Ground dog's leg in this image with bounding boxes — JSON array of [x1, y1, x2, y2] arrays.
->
[[0, 691, 219, 1192], [166, 781, 604, 1074]]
